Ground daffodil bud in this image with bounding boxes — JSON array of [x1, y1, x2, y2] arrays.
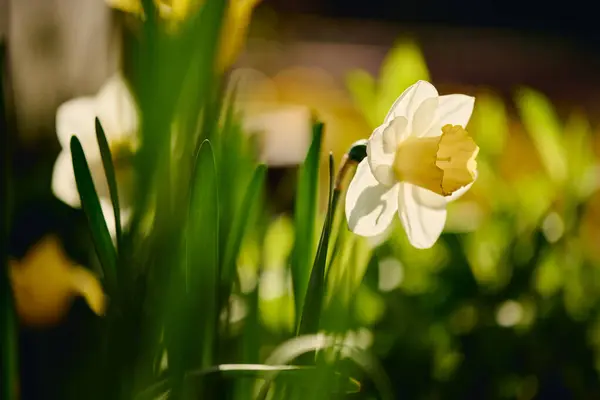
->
[[347, 139, 368, 163]]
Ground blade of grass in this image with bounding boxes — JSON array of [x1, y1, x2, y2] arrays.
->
[[0, 41, 18, 400], [515, 87, 567, 185], [222, 164, 266, 305], [258, 334, 393, 400], [135, 364, 360, 400], [95, 118, 122, 252], [297, 153, 337, 336], [168, 139, 221, 398], [291, 121, 324, 325], [186, 138, 220, 368], [70, 136, 118, 298]]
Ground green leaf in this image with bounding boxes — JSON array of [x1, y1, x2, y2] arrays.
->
[[135, 364, 360, 400], [515, 87, 567, 184], [470, 92, 508, 159], [180, 0, 228, 144], [70, 136, 118, 296], [564, 111, 597, 200], [291, 121, 324, 324], [0, 42, 18, 400], [345, 70, 379, 129], [222, 164, 266, 305], [377, 39, 429, 123], [186, 139, 220, 368], [258, 334, 393, 400], [95, 118, 122, 252], [297, 154, 337, 336]]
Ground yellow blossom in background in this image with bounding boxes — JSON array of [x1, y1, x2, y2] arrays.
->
[[9, 235, 106, 327], [105, 0, 201, 20], [106, 0, 262, 71]]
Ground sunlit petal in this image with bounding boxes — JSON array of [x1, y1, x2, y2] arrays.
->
[[424, 94, 475, 137], [346, 160, 399, 237], [397, 183, 447, 249], [366, 124, 396, 186], [412, 97, 438, 137], [384, 80, 438, 124]]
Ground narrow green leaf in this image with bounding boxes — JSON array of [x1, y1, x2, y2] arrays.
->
[[378, 39, 429, 123], [95, 117, 122, 252], [180, 0, 228, 144], [258, 334, 393, 400], [135, 364, 359, 400], [297, 154, 337, 336], [186, 139, 220, 368], [515, 87, 567, 184], [222, 164, 266, 302], [291, 121, 324, 324], [0, 42, 18, 400], [70, 136, 118, 296], [345, 69, 379, 129]]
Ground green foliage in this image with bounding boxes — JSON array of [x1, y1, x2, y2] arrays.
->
[[95, 118, 123, 252], [291, 122, 324, 324], [346, 38, 430, 129], [70, 136, 119, 297], [515, 87, 568, 185]]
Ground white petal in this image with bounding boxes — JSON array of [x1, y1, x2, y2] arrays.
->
[[100, 199, 117, 239], [397, 183, 447, 249], [412, 97, 438, 137], [100, 199, 132, 241], [366, 124, 396, 186], [346, 160, 399, 237], [55, 97, 96, 149], [411, 175, 477, 207], [388, 116, 410, 147], [384, 80, 439, 124], [412, 186, 447, 209], [445, 172, 478, 203], [52, 151, 81, 208], [95, 73, 139, 141], [424, 94, 475, 137]]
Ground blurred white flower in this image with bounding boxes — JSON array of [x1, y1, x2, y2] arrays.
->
[[345, 80, 479, 249], [243, 105, 312, 166], [230, 68, 312, 166], [52, 73, 138, 238]]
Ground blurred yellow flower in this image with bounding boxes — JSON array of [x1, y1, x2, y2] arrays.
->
[[9, 235, 106, 327], [106, 0, 261, 70]]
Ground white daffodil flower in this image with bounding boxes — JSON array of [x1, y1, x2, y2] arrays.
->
[[345, 80, 479, 249], [52, 73, 138, 238]]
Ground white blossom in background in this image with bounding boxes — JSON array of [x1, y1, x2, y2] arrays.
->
[[52, 73, 138, 238], [230, 68, 312, 166], [243, 105, 313, 167], [345, 80, 479, 249]]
